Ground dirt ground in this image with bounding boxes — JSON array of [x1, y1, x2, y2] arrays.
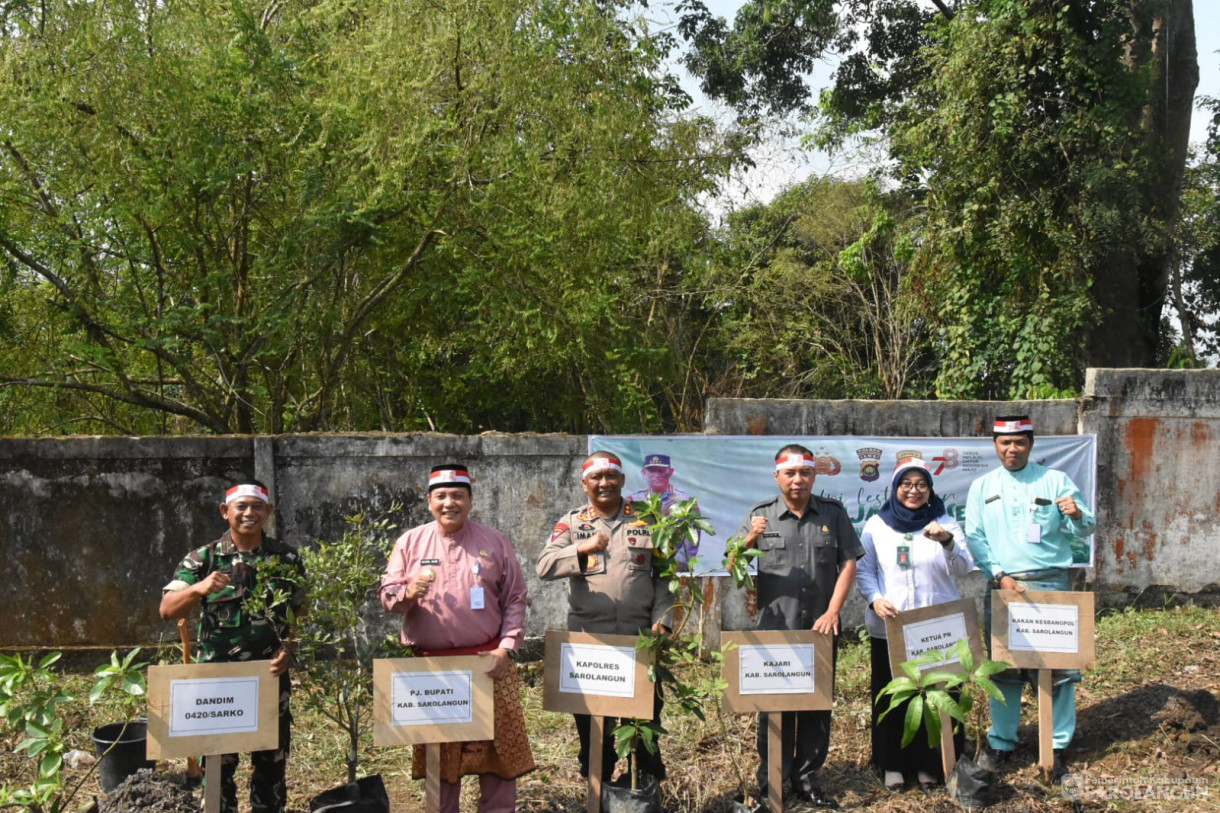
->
[[95, 768, 198, 813], [8, 606, 1219, 811]]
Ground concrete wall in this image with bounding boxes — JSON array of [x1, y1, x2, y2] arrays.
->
[[0, 433, 587, 651], [1082, 369, 1220, 604], [3, 369, 1217, 652]]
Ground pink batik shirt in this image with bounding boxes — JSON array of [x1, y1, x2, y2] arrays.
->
[[379, 519, 528, 653]]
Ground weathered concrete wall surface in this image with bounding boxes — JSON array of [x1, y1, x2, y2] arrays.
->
[[0, 434, 586, 650], [1082, 369, 1220, 603], [1, 438, 255, 651], [705, 398, 1080, 437], [3, 369, 1217, 651]]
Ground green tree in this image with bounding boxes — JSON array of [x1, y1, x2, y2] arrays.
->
[[898, 0, 1198, 397], [682, 0, 1199, 394], [1164, 99, 1220, 366], [694, 178, 932, 399], [0, 0, 731, 435]]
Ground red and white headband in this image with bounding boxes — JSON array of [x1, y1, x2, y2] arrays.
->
[[429, 468, 471, 488], [582, 456, 624, 479], [775, 452, 816, 472], [225, 484, 270, 504], [893, 457, 931, 476], [993, 418, 1034, 434]]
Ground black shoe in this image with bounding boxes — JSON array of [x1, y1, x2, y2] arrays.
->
[[977, 747, 1014, 773], [792, 785, 840, 809], [1053, 749, 1069, 783]]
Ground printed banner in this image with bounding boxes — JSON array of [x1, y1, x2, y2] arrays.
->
[[590, 434, 1097, 575]]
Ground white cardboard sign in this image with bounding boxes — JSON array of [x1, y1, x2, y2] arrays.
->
[[902, 612, 970, 664], [146, 661, 280, 759], [390, 670, 475, 726], [738, 643, 816, 695], [558, 642, 637, 698], [168, 675, 261, 737], [1007, 603, 1080, 654]]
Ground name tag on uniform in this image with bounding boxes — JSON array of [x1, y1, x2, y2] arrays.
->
[[470, 586, 485, 610], [1027, 523, 1042, 544]]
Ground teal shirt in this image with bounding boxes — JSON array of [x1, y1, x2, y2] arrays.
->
[[965, 462, 1096, 579]]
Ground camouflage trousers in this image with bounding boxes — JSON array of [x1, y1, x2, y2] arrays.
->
[[204, 673, 292, 813]]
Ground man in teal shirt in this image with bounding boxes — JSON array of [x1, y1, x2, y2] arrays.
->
[[965, 415, 1096, 780]]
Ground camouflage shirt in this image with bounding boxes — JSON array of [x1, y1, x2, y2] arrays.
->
[[164, 531, 307, 664]]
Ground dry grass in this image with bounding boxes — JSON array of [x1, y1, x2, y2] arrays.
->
[[6, 604, 1219, 811]]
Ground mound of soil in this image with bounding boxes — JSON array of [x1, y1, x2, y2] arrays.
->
[[98, 768, 198, 813]]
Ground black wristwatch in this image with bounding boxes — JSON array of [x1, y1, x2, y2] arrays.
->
[[993, 571, 1009, 588]]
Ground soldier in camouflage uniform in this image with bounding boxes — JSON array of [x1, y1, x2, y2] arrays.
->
[[160, 480, 306, 813]]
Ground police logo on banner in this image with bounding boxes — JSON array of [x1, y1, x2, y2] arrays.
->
[[896, 450, 923, 465], [856, 447, 882, 482], [813, 448, 842, 476]]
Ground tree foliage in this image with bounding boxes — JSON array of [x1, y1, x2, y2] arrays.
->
[[0, 0, 732, 434], [682, 0, 1200, 396], [693, 178, 933, 399], [1164, 99, 1220, 365]]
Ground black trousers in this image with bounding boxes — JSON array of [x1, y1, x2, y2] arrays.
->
[[574, 685, 665, 781], [870, 636, 963, 779], [756, 638, 836, 795], [205, 673, 291, 813]]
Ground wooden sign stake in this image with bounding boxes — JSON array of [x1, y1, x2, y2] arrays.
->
[[586, 716, 604, 813], [1037, 670, 1054, 784], [767, 714, 782, 813], [203, 755, 221, 813], [425, 744, 441, 812], [939, 709, 956, 780], [177, 619, 203, 786]]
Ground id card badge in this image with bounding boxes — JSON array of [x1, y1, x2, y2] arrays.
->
[[470, 586, 485, 610], [896, 545, 911, 567], [1027, 523, 1042, 544]]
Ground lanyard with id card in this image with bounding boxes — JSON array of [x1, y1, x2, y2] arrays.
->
[[1028, 497, 1052, 544], [470, 561, 485, 609], [897, 534, 912, 567]]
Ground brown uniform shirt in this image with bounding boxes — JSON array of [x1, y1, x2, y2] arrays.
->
[[536, 501, 674, 635]]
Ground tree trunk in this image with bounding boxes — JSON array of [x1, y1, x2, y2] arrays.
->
[[1088, 0, 1197, 366]]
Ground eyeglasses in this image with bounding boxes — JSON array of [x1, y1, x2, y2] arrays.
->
[[897, 481, 929, 492]]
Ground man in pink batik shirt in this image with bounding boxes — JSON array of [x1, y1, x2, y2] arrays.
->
[[379, 463, 535, 813]]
